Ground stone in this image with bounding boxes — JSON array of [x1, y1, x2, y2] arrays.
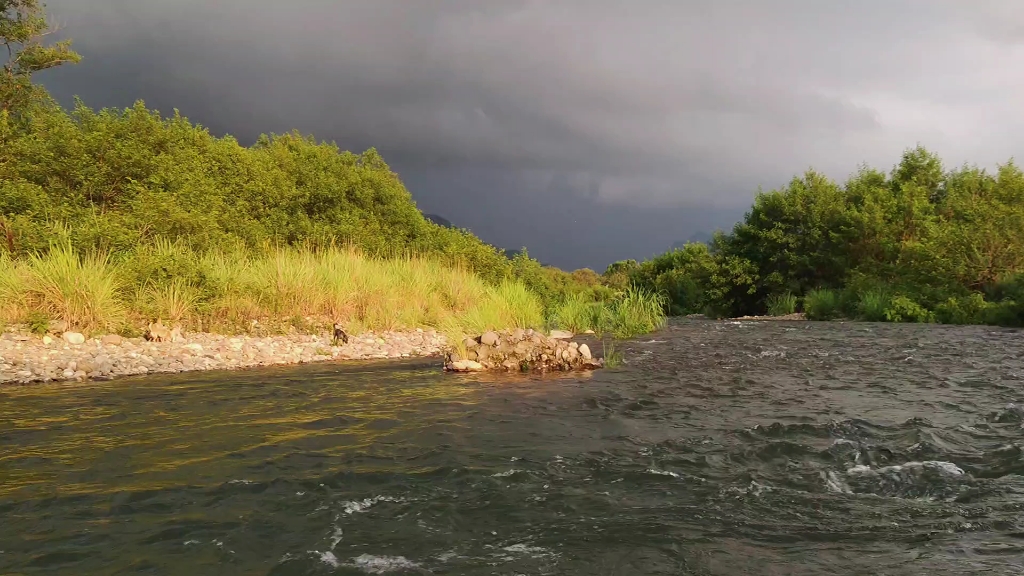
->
[[480, 331, 500, 346], [450, 359, 484, 372], [62, 331, 85, 345], [101, 334, 123, 346], [48, 319, 69, 334], [579, 344, 592, 360], [42, 335, 53, 345], [549, 329, 573, 339]]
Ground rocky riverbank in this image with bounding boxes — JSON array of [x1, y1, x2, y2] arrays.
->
[[0, 327, 447, 385]]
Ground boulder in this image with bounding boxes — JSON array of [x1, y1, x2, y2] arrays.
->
[[449, 359, 485, 372], [549, 329, 573, 339], [62, 331, 85, 345], [579, 344, 592, 360], [480, 331, 500, 346]]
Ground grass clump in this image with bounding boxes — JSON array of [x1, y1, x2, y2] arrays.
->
[[550, 285, 666, 339], [766, 292, 797, 316], [17, 244, 125, 334], [857, 288, 891, 322], [803, 288, 840, 321]]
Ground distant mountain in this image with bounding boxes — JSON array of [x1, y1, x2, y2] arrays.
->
[[670, 230, 713, 250]]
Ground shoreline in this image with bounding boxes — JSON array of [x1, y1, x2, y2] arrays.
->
[[0, 327, 447, 385]]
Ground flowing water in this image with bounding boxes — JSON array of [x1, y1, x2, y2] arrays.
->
[[2, 319, 1024, 575]]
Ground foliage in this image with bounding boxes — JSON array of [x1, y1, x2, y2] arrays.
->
[[1, 0, 81, 115], [601, 340, 623, 368], [549, 285, 666, 338], [623, 146, 1024, 327], [803, 289, 841, 321], [765, 292, 797, 316], [0, 244, 549, 338], [883, 296, 934, 323], [857, 288, 891, 322]]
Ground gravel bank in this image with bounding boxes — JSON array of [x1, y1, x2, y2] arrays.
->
[[0, 328, 446, 385]]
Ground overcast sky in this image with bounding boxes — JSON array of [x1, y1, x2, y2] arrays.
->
[[36, 0, 1024, 270]]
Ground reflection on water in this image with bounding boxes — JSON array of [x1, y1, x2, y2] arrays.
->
[[2, 320, 1023, 575]]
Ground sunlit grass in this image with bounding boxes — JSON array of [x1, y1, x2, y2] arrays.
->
[[15, 243, 125, 334], [550, 285, 666, 338], [0, 244, 547, 340]]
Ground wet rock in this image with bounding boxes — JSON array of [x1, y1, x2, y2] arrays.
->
[[449, 359, 484, 372]]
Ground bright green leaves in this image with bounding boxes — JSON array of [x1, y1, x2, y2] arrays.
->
[[1, 0, 81, 114]]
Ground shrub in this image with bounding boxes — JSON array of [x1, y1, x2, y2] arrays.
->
[[883, 295, 934, 323], [934, 293, 990, 325]]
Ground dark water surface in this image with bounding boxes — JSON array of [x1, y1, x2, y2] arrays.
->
[[3, 319, 1024, 575]]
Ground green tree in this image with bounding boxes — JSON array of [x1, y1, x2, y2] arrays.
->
[[1, 0, 81, 114]]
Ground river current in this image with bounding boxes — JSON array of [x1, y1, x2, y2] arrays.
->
[[2, 319, 1023, 575]]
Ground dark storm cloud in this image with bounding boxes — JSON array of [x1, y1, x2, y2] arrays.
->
[[34, 0, 1024, 269]]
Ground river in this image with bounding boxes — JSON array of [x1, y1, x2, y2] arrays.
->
[[2, 319, 1023, 575]]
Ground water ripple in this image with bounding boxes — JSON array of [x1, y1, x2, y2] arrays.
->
[[2, 320, 1023, 574]]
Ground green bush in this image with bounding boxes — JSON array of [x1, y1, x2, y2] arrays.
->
[[934, 293, 989, 325], [803, 288, 841, 320], [883, 295, 934, 323]]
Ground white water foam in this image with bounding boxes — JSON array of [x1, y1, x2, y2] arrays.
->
[[846, 461, 965, 476], [342, 495, 404, 514], [646, 468, 681, 478], [350, 554, 422, 573], [491, 469, 521, 477], [823, 471, 852, 494]]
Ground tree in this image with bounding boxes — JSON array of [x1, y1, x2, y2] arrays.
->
[[1, 0, 81, 114]]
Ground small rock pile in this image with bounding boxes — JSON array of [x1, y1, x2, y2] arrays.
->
[[444, 329, 603, 372]]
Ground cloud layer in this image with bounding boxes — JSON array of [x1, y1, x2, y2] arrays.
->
[[35, 0, 1024, 267]]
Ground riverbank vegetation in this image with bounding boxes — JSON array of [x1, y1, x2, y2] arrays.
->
[[0, 2, 664, 342], [613, 147, 1024, 327]]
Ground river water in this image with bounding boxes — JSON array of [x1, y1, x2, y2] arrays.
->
[[2, 319, 1023, 575]]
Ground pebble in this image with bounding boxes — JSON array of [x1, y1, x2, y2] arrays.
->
[[0, 328, 446, 385]]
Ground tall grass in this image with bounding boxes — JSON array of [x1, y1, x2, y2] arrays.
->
[[766, 292, 797, 316], [18, 244, 125, 333], [549, 285, 666, 338], [0, 245, 546, 339], [857, 288, 891, 322], [803, 288, 841, 320]]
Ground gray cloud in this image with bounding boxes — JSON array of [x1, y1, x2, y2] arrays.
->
[[33, 0, 1024, 268]]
